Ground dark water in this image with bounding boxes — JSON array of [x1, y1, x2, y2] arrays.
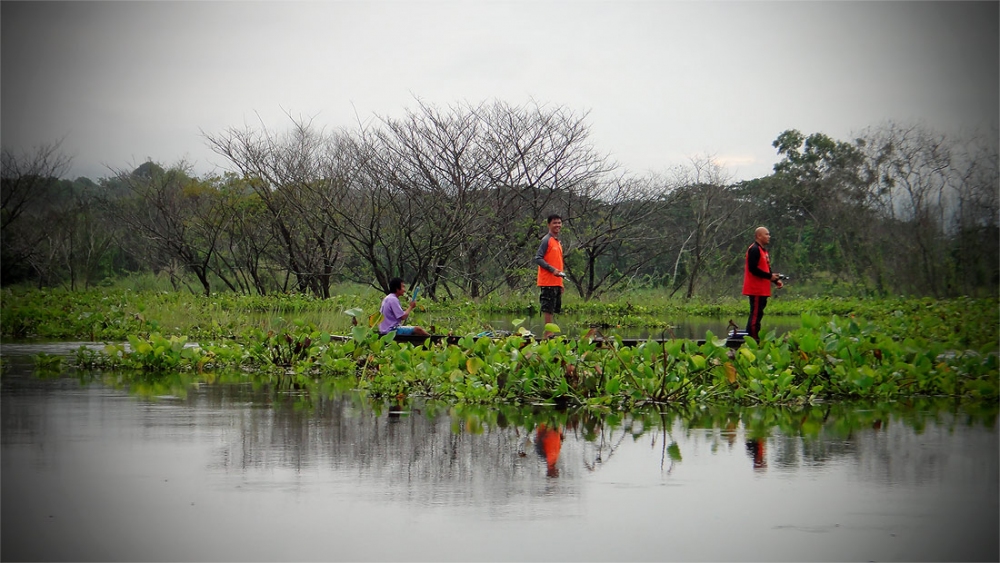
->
[[1, 343, 997, 562]]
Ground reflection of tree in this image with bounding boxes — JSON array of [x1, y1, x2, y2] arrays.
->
[[577, 417, 628, 473], [202, 388, 585, 508], [5, 358, 996, 507], [178, 389, 1000, 492]]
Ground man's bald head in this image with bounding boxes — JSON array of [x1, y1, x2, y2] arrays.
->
[[754, 227, 771, 246]]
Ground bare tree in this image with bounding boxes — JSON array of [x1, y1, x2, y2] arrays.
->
[[99, 161, 232, 296], [563, 174, 664, 299], [318, 126, 420, 293], [367, 100, 495, 297], [41, 178, 117, 290], [324, 99, 616, 299], [951, 131, 999, 294], [205, 173, 282, 295], [861, 124, 954, 295], [205, 116, 345, 297], [657, 156, 744, 297], [477, 100, 616, 294], [1, 141, 71, 232], [1, 142, 73, 285]]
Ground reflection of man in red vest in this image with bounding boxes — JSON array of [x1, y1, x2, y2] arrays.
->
[[743, 227, 783, 340], [746, 438, 767, 470]]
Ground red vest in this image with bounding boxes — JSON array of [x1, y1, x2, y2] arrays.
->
[[743, 243, 772, 296]]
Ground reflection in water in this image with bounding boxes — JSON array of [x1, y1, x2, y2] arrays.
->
[[746, 438, 767, 470], [182, 385, 586, 509], [535, 423, 563, 477], [1, 351, 997, 561]]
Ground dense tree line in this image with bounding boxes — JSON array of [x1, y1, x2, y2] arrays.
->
[[2, 100, 996, 299]]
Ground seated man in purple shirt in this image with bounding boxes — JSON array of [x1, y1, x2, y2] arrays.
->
[[378, 277, 430, 337]]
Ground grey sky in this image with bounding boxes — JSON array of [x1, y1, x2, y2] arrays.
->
[[2, 1, 997, 182]]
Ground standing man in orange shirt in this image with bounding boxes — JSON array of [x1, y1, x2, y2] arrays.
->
[[743, 226, 783, 340], [534, 214, 566, 339]]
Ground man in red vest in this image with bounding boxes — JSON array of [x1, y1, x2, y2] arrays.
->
[[534, 214, 566, 338], [743, 226, 783, 340]]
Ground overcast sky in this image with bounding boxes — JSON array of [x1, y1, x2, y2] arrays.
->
[[2, 1, 997, 182]]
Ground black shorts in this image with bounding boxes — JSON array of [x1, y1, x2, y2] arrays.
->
[[539, 286, 562, 314]]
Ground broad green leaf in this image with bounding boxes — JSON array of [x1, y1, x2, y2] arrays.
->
[[798, 333, 819, 353], [800, 311, 822, 330], [605, 378, 621, 395], [778, 369, 794, 387], [690, 354, 707, 370], [351, 325, 368, 342]]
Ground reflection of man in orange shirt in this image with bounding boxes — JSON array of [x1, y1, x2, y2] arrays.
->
[[536, 424, 563, 478]]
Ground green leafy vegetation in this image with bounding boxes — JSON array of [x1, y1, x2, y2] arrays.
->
[[29, 289, 991, 408]]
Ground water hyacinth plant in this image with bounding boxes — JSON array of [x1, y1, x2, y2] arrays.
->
[[71, 307, 998, 407]]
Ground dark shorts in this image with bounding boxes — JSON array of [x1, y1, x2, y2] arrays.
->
[[539, 286, 562, 314]]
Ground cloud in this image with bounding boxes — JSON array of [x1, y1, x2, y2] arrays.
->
[[2, 1, 996, 182]]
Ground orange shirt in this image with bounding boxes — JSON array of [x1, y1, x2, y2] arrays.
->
[[535, 234, 564, 287]]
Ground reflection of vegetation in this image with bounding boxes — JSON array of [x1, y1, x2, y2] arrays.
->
[[31, 352, 63, 374], [375, 397, 997, 477], [62, 352, 1000, 446], [20, 359, 995, 486]]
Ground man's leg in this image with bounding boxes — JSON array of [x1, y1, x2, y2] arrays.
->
[[540, 287, 557, 337], [745, 296, 754, 335], [746, 295, 767, 339]]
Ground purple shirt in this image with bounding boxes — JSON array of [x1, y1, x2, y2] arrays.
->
[[378, 293, 406, 334]]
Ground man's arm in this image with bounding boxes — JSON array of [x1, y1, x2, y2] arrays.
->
[[386, 295, 407, 321], [746, 245, 771, 279], [534, 235, 558, 273]]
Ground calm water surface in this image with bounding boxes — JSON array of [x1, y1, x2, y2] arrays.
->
[[1, 343, 997, 562]]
